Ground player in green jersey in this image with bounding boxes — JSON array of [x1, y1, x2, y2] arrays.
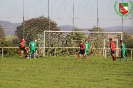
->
[[120, 40, 128, 62], [29, 38, 37, 59], [84, 39, 90, 59]]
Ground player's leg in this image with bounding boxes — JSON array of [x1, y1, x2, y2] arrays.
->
[[85, 50, 88, 59], [29, 49, 33, 59], [123, 50, 128, 62], [112, 54, 116, 60], [123, 55, 128, 62], [78, 50, 82, 60], [20, 47, 24, 57], [83, 50, 87, 60], [24, 47, 28, 53], [120, 51, 122, 62], [33, 50, 36, 58], [78, 54, 81, 59], [36, 50, 39, 58], [20, 50, 23, 57], [111, 50, 116, 60]]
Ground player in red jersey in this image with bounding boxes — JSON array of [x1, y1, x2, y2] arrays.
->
[[78, 41, 87, 60], [19, 37, 27, 57], [109, 38, 116, 61]]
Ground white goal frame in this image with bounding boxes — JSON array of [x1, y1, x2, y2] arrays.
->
[[42, 31, 123, 57]]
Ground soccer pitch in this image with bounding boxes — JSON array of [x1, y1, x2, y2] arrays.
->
[[0, 56, 133, 88]]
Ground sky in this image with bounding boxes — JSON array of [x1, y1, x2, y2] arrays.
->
[[0, 0, 133, 28]]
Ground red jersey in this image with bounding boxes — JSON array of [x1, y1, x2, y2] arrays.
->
[[110, 41, 115, 51], [80, 43, 85, 50], [20, 39, 25, 48]]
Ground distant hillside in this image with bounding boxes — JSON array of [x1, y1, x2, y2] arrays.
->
[[0, 21, 133, 36], [0, 20, 21, 35], [59, 25, 133, 34], [104, 26, 133, 34], [58, 25, 76, 31]]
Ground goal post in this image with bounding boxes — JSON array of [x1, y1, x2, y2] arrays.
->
[[37, 31, 122, 57]]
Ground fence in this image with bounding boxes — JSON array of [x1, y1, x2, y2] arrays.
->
[[0, 47, 133, 59]]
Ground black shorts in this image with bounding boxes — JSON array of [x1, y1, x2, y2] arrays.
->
[[20, 46, 25, 51], [111, 50, 115, 55], [79, 50, 85, 55]]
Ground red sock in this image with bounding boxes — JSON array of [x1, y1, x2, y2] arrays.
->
[[78, 54, 80, 59], [112, 55, 116, 60], [84, 55, 87, 59], [20, 52, 22, 56], [114, 56, 116, 60]]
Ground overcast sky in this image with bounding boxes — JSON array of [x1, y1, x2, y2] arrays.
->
[[0, 0, 132, 28]]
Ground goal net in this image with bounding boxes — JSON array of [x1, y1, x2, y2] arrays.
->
[[37, 31, 122, 57]]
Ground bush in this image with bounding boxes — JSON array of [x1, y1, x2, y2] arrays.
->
[[0, 39, 19, 56]]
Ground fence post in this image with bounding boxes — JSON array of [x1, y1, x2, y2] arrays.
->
[[55, 48, 56, 56], [2, 48, 3, 58], [43, 31, 45, 57], [105, 48, 106, 58], [131, 49, 132, 59]]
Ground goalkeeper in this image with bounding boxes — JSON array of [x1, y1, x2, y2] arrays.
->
[[84, 39, 90, 59], [120, 40, 128, 62]]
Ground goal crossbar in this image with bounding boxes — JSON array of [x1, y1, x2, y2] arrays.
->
[[44, 31, 122, 34]]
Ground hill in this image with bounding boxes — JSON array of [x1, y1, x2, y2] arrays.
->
[[0, 20, 133, 36], [104, 26, 133, 34], [59, 25, 133, 34], [0, 20, 21, 35]]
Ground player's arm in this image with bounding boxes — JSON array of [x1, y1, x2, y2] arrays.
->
[[88, 44, 90, 49], [110, 43, 113, 51], [20, 42, 23, 45], [83, 44, 85, 50], [29, 42, 31, 48], [120, 44, 123, 51]]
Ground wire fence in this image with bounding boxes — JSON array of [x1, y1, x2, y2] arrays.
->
[[0, 47, 133, 59]]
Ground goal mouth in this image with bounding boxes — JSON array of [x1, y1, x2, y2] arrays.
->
[[37, 31, 122, 57]]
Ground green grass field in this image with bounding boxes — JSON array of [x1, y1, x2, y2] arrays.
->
[[5, 35, 17, 41], [0, 56, 133, 88]]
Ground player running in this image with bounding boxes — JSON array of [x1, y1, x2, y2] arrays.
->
[[29, 38, 37, 59], [84, 39, 90, 59], [78, 41, 87, 60], [120, 40, 128, 62], [109, 38, 116, 61]]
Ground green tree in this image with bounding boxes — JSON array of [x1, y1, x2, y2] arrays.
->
[[0, 24, 5, 40], [123, 32, 133, 48], [88, 26, 106, 48], [66, 28, 85, 47], [122, 32, 133, 56], [15, 16, 60, 45], [88, 26, 106, 56]]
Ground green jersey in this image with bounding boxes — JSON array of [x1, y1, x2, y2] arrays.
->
[[84, 42, 90, 51], [121, 43, 126, 55], [121, 43, 126, 51], [29, 41, 36, 50]]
